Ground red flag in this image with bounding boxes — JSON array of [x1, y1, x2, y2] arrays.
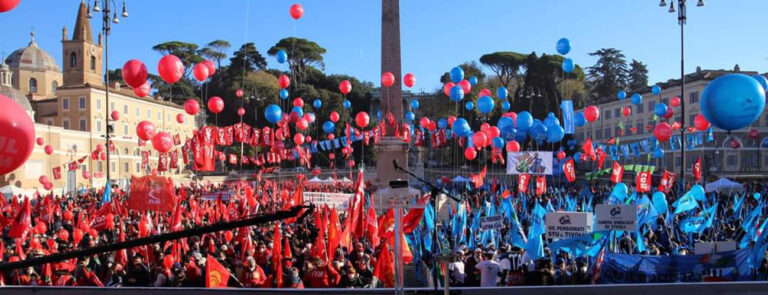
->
[[8, 197, 31, 239], [271, 224, 283, 287], [692, 157, 702, 183], [611, 162, 624, 184], [470, 165, 487, 189], [373, 244, 395, 287], [582, 138, 596, 160], [563, 158, 576, 183], [659, 171, 675, 193], [365, 207, 380, 248], [206, 254, 231, 288], [378, 208, 395, 240], [517, 174, 530, 193], [346, 172, 366, 239], [401, 196, 429, 234], [597, 149, 606, 169], [636, 171, 651, 193], [126, 175, 176, 212], [327, 208, 341, 255], [535, 176, 547, 195], [52, 167, 61, 180], [158, 153, 168, 172]]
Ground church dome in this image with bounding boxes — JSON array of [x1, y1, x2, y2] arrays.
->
[[4, 33, 61, 73], [0, 62, 34, 116]]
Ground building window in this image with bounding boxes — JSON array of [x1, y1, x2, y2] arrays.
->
[[51, 81, 58, 94], [675, 156, 682, 166], [614, 109, 619, 118], [661, 97, 669, 105], [596, 130, 603, 139], [46, 119, 53, 126], [111, 162, 116, 173], [79, 119, 87, 131], [689, 114, 696, 125], [136, 107, 140, 117], [135, 162, 140, 172], [110, 102, 115, 112], [63, 119, 70, 129], [604, 128, 611, 138], [605, 110, 611, 120], [727, 155, 737, 166], [123, 104, 128, 115], [96, 120, 102, 132], [157, 112, 161, 121], [637, 103, 644, 113], [90, 56, 96, 70], [123, 124, 128, 135], [29, 78, 37, 93], [124, 162, 129, 173], [96, 99, 102, 110], [647, 101, 654, 113], [79, 97, 86, 110], [689, 91, 699, 104], [97, 161, 103, 172], [147, 110, 151, 118], [62, 98, 70, 110], [70, 52, 77, 68], [636, 123, 643, 134]]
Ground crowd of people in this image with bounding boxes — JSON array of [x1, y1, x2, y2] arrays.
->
[[0, 174, 767, 288]]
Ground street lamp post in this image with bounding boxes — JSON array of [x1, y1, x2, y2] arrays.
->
[[88, 0, 128, 187], [659, 0, 704, 194]]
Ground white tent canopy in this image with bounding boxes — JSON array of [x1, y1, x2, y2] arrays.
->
[[0, 185, 26, 198], [307, 176, 324, 183], [338, 177, 353, 183], [321, 177, 335, 183], [705, 177, 744, 193]]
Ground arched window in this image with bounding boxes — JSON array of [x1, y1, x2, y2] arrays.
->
[[29, 78, 37, 93], [70, 52, 77, 68], [90, 56, 96, 70], [51, 81, 58, 94]]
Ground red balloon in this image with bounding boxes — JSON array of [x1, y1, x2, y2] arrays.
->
[[99, 151, 106, 161], [58, 229, 70, 241], [428, 121, 437, 132], [207, 96, 225, 114], [96, 144, 104, 152], [749, 128, 760, 139], [621, 106, 631, 117], [381, 72, 395, 87], [330, 111, 340, 123], [73, 229, 84, 245], [305, 135, 312, 142], [163, 255, 175, 270], [670, 96, 681, 107], [443, 82, 455, 97], [327, 134, 335, 140], [44, 145, 53, 155], [419, 117, 431, 129], [403, 73, 416, 88], [176, 113, 185, 123], [136, 121, 156, 141], [36, 137, 44, 146], [506, 140, 520, 153], [663, 108, 674, 119], [458, 80, 472, 94], [584, 106, 600, 122], [133, 81, 151, 97], [0, 95, 35, 174], [502, 112, 518, 124], [39, 175, 49, 185], [192, 63, 209, 82], [235, 89, 244, 98], [480, 123, 491, 132], [464, 147, 477, 160], [121, 59, 148, 88], [653, 123, 673, 141], [43, 182, 52, 191], [157, 55, 184, 84], [488, 126, 501, 138], [152, 132, 173, 153], [293, 97, 304, 107], [355, 112, 370, 128], [447, 116, 456, 127], [289, 3, 304, 19], [694, 114, 710, 131], [296, 118, 309, 130], [312, 168, 321, 176], [82, 170, 90, 179], [293, 133, 305, 145], [0, 0, 21, 12], [184, 99, 200, 115], [472, 132, 488, 148], [339, 80, 352, 95], [730, 140, 741, 149], [278, 74, 291, 89], [202, 60, 216, 76], [236, 107, 245, 117], [557, 151, 566, 160], [479, 88, 492, 97], [671, 122, 681, 130]]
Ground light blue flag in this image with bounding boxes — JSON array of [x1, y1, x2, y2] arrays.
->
[[546, 200, 556, 213], [548, 230, 609, 259], [101, 181, 111, 206], [697, 203, 718, 233], [533, 202, 547, 219], [636, 230, 647, 253], [672, 194, 698, 215], [679, 216, 706, 233], [733, 193, 746, 214], [561, 100, 575, 134], [525, 231, 544, 261], [749, 222, 768, 268], [636, 195, 659, 229]]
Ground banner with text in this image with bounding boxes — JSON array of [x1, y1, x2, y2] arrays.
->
[[595, 204, 637, 231], [545, 211, 593, 240], [305, 192, 353, 211], [600, 249, 753, 284], [507, 151, 553, 175]]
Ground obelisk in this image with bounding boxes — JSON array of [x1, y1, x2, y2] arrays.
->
[[376, 0, 408, 187]]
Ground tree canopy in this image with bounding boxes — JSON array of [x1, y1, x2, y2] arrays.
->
[[587, 48, 629, 102], [267, 37, 327, 86], [628, 59, 649, 92]]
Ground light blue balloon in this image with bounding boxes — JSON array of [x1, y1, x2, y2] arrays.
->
[[543, 112, 560, 127], [465, 101, 474, 111], [573, 152, 582, 164], [322, 121, 336, 134], [313, 98, 322, 109], [477, 96, 495, 114], [437, 118, 447, 129], [279, 89, 289, 100], [291, 106, 303, 117], [410, 100, 420, 110], [556, 38, 571, 55], [617, 90, 627, 100], [516, 111, 533, 131], [611, 183, 629, 200], [450, 86, 464, 102], [686, 184, 706, 202], [405, 111, 415, 122], [452, 118, 471, 137], [653, 103, 668, 117], [343, 100, 351, 109], [469, 76, 478, 86], [492, 137, 505, 149], [700, 74, 766, 131], [651, 85, 661, 95], [574, 112, 586, 127], [652, 146, 664, 159], [377, 110, 382, 119], [751, 74, 768, 91], [562, 58, 574, 73], [497, 87, 508, 99], [501, 101, 510, 111], [546, 125, 565, 143], [497, 116, 514, 131], [276, 49, 288, 64], [532, 123, 548, 142], [450, 66, 464, 83], [652, 192, 668, 214], [264, 104, 282, 124], [631, 93, 643, 105]]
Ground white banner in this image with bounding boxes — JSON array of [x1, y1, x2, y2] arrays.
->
[[481, 216, 504, 230], [545, 211, 593, 240], [595, 204, 637, 231], [507, 151, 553, 175], [305, 192, 353, 211], [201, 190, 231, 201]]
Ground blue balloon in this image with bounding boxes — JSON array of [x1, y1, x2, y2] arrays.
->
[[652, 192, 668, 215], [279, 89, 289, 100], [497, 117, 514, 131], [313, 98, 322, 109], [651, 85, 661, 95], [751, 74, 768, 91], [686, 185, 706, 202], [611, 183, 628, 200], [291, 106, 304, 117], [631, 93, 642, 105], [450, 66, 464, 83], [700, 74, 766, 131], [516, 111, 533, 131], [561, 58, 574, 73], [450, 86, 464, 102], [276, 50, 288, 64], [501, 101, 510, 111], [556, 38, 571, 55], [437, 118, 448, 129], [574, 112, 586, 127], [617, 90, 627, 100], [452, 118, 471, 137], [477, 96, 495, 114], [264, 104, 282, 124], [573, 152, 582, 164], [652, 146, 664, 159], [343, 100, 351, 109], [322, 121, 336, 134], [469, 76, 478, 86], [405, 111, 415, 122], [464, 101, 474, 111], [653, 103, 668, 117], [500, 126, 517, 141], [546, 125, 565, 143], [376, 110, 382, 119], [532, 123, 548, 142], [410, 100, 420, 110], [497, 87, 508, 99], [543, 112, 560, 127], [492, 137, 505, 149]]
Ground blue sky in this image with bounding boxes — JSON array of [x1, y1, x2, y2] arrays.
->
[[2, 0, 767, 93]]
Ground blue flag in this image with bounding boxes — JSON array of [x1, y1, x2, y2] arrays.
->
[[101, 181, 111, 206], [636, 195, 659, 229], [672, 194, 698, 215], [561, 100, 575, 134], [749, 222, 768, 268], [548, 230, 609, 259], [733, 193, 746, 214]]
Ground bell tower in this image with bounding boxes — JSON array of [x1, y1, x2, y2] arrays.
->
[[62, 0, 103, 87]]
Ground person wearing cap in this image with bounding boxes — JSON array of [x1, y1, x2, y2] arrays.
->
[[475, 250, 502, 287], [241, 257, 266, 288], [448, 251, 466, 286], [464, 247, 483, 286]]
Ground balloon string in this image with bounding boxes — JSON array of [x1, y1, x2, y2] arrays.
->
[[241, 0, 250, 89]]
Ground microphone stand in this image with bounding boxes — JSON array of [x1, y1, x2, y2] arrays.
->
[[392, 161, 459, 295]]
